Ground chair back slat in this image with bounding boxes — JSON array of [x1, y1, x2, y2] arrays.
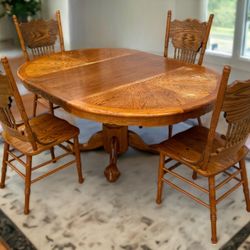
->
[[222, 81, 250, 149], [13, 10, 64, 61], [165, 10, 213, 65], [20, 19, 59, 48], [0, 58, 37, 149], [200, 68, 250, 170]]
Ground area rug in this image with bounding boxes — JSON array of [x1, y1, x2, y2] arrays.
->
[[220, 221, 250, 250], [0, 209, 36, 250], [0, 116, 249, 250]]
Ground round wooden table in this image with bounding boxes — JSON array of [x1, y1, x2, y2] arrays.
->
[[18, 48, 220, 182]]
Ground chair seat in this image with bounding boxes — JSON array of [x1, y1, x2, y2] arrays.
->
[[2, 113, 79, 155], [157, 126, 249, 176]]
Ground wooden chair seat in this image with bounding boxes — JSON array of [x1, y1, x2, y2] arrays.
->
[[157, 126, 249, 176], [2, 113, 79, 155]]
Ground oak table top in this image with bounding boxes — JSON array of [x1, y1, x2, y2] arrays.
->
[[18, 48, 220, 127], [18, 48, 220, 182]]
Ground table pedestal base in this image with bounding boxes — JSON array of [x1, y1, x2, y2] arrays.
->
[[80, 124, 157, 182]]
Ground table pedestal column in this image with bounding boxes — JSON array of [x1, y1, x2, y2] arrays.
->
[[103, 124, 128, 182], [80, 124, 157, 182]]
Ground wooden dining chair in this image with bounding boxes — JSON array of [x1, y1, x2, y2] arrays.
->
[[0, 57, 84, 214], [165, 10, 214, 138], [156, 65, 250, 243], [13, 10, 64, 117]]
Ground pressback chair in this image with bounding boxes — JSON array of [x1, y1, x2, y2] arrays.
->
[[156, 65, 250, 243], [13, 10, 64, 117], [0, 57, 84, 214], [165, 10, 214, 137]]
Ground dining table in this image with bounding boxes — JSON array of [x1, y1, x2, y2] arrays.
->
[[17, 48, 220, 182]]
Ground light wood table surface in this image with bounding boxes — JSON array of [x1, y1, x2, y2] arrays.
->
[[18, 48, 220, 182]]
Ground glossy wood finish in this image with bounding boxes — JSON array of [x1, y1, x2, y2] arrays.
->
[[18, 49, 220, 126], [0, 57, 84, 214], [13, 10, 64, 117], [18, 48, 220, 182], [156, 66, 250, 243]]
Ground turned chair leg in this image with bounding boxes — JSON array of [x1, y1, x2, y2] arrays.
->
[[32, 94, 38, 117], [0, 142, 9, 188], [74, 136, 84, 184], [168, 125, 173, 138], [50, 147, 56, 163], [239, 159, 250, 212], [24, 156, 32, 215], [49, 101, 54, 115], [197, 117, 202, 126], [208, 175, 217, 244], [156, 153, 165, 204], [192, 171, 198, 180]]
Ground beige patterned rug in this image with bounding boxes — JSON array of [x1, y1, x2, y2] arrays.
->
[[0, 112, 249, 250]]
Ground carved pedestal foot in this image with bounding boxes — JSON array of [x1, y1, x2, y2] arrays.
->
[[128, 130, 158, 153], [80, 131, 104, 151], [104, 163, 121, 182], [104, 136, 121, 182]]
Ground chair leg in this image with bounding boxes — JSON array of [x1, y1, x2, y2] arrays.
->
[[192, 171, 198, 180], [156, 153, 165, 204], [208, 175, 217, 244], [24, 155, 32, 215], [239, 159, 250, 212], [49, 101, 54, 115], [0, 142, 9, 188], [74, 136, 84, 184], [197, 117, 202, 126], [50, 147, 56, 163], [168, 125, 173, 138], [32, 94, 38, 117]]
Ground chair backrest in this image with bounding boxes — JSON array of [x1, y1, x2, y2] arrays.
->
[[201, 66, 250, 170], [0, 57, 37, 150], [13, 10, 65, 61], [164, 10, 214, 65]]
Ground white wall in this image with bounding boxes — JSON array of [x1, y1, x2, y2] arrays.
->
[[69, 0, 176, 53], [41, 0, 71, 50], [175, 0, 202, 19], [0, 15, 16, 41], [68, 0, 208, 54]]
